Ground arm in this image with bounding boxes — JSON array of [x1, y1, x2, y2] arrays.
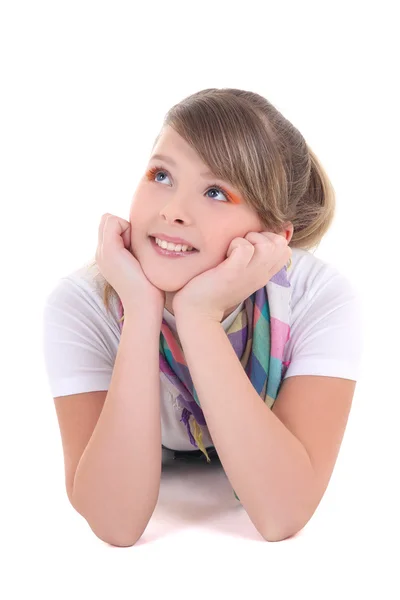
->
[[175, 311, 318, 542], [72, 305, 163, 546]]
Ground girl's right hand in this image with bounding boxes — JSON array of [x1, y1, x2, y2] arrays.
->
[[95, 213, 165, 312]]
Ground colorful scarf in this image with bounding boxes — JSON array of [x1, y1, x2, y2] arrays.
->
[[118, 257, 292, 501]]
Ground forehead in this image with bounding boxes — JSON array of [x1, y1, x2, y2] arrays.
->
[[150, 153, 216, 179], [150, 127, 245, 204], [151, 126, 216, 177]]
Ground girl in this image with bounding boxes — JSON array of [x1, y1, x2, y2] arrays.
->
[[42, 87, 363, 546]]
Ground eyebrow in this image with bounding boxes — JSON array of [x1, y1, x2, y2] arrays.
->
[[150, 153, 217, 179]]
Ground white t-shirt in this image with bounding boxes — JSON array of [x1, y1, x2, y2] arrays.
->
[[42, 248, 364, 452]]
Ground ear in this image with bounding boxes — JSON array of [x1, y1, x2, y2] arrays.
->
[[283, 222, 294, 244]]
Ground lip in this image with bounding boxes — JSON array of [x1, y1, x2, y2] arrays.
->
[[150, 233, 198, 249]]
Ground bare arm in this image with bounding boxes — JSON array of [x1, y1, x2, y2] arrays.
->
[[72, 306, 163, 546], [175, 311, 316, 542]]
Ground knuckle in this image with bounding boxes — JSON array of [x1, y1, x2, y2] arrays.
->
[[276, 235, 287, 245]]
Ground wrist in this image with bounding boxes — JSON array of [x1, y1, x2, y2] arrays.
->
[[175, 307, 221, 327], [121, 300, 164, 324]]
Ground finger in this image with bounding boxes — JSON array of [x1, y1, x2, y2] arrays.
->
[[266, 245, 292, 275], [97, 213, 113, 256], [102, 214, 115, 251], [249, 231, 290, 271], [262, 231, 288, 246], [121, 222, 131, 250], [227, 237, 253, 256], [252, 231, 287, 243], [245, 231, 277, 247], [98, 213, 110, 246], [102, 214, 131, 249], [225, 240, 254, 269]]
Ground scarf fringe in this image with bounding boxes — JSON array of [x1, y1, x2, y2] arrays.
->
[[191, 418, 211, 463]]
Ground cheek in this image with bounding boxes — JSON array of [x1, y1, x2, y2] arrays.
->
[[130, 196, 154, 224], [210, 232, 237, 261], [128, 204, 147, 231], [211, 239, 232, 264]]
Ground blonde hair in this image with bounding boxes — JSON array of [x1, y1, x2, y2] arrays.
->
[[87, 87, 335, 316]]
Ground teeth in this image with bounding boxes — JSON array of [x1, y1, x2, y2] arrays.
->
[[155, 237, 194, 252]]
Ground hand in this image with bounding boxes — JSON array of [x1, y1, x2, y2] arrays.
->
[[95, 213, 165, 312], [172, 231, 292, 322]]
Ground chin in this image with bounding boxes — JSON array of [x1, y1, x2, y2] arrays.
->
[[141, 272, 187, 294]]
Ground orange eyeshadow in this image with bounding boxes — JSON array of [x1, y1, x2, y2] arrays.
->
[[228, 191, 242, 204]]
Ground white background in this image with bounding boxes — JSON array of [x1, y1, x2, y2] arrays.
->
[[1, 0, 399, 598]]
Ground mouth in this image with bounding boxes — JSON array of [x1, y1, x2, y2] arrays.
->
[[149, 236, 199, 257]]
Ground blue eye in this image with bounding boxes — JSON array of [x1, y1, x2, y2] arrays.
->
[[146, 165, 231, 203]]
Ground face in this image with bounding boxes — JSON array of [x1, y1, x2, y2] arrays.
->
[[129, 125, 292, 317]]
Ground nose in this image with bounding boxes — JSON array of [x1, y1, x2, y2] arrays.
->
[[159, 194, 193, 225]]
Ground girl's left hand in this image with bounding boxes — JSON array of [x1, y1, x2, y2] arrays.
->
[[172, 231, 292, 322]]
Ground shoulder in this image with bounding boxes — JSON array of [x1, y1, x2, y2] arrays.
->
[[283, 248, 364, 381], [289, 248, 359, 300], [43, 261, 121, 329], [42, 262, 120, 398], [288, 248, 362, 320]]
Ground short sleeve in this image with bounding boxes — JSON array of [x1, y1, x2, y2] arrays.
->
[[42, 277, 115, 397], [284, 273, 364, 382]]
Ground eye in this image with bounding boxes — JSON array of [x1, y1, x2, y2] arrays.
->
[[205, 186, 230, 203], [145, 165, 232, 203], [146, 166, 170, 185]]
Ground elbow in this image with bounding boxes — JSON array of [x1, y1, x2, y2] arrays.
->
[[259, 524, 303, 542], [259, 477, 320, 542], [258, 512, 311, 542], [71, 500, 146, 547], [88, 520, 145, 547], [70, 491, 150, 547]]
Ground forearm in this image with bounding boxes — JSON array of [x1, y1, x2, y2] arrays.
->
[[175, 312, 317, 542], [72, 306, 163, 545]]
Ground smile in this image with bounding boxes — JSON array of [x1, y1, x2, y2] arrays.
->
[[149, 236, 199, 258]]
